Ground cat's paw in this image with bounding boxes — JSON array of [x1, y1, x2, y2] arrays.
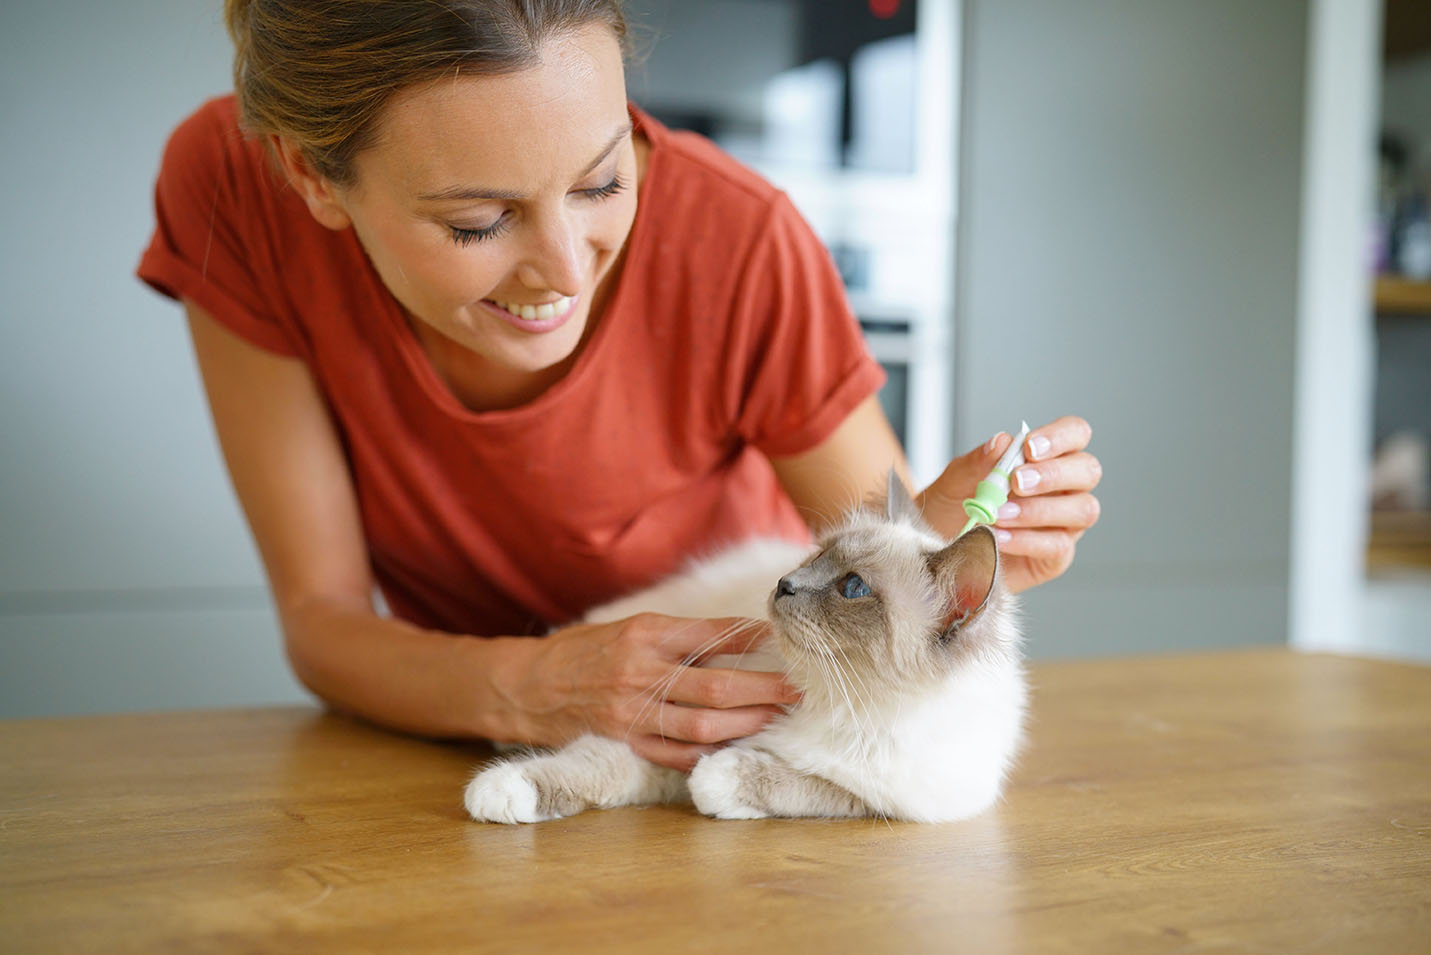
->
[[688, 747, 769, 820], [464, 763, 551, 824]]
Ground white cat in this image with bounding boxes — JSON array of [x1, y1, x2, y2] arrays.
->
[[464, 477, 1026, 823]]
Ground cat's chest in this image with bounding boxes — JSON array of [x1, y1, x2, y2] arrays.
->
[[764, 690, 951, 765]]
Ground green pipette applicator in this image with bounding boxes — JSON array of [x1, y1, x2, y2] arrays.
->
[[959, 421, 1030, 536]]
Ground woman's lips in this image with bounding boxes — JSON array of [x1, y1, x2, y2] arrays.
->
[[480, 295, 579, 334]]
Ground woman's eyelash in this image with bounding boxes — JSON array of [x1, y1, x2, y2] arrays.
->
[[581, 174, 626, 200], [449, 217, 509, 247], [447, 176, 626, 247]]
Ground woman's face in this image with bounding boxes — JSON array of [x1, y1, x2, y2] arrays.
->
[[323, 24, 638, 387]]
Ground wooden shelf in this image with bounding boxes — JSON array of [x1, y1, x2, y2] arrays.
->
[[1374, 275, 1431, 315], [1368, 509, 1431, 571]]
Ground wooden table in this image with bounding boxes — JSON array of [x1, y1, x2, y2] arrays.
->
[[2, 649, 1428, 952]]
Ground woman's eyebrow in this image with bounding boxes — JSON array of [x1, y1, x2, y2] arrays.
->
[[416, 123, 633, 203], [578, 122, 633, 177]]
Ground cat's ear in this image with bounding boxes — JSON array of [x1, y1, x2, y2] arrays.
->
[[885, 469, 920, 524], [929, 525, 1000, 637]]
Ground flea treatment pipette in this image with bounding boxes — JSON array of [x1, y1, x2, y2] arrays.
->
[[959, 421, 1030, 536]]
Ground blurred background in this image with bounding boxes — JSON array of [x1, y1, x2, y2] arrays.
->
[[1, 0, 1426, 719]]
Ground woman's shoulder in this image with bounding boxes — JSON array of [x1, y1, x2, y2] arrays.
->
[[170, 93, 241, 140], [160, 94, 267, 183], [153, 93, 305, 241], [141, 95, 362, 359], [633, 104, 788, 222]]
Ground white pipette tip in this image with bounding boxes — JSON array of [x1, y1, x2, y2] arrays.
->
[[993, 421, 1031, 475]]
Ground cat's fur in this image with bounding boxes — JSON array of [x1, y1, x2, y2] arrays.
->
[[464, 476, 1026, 823]]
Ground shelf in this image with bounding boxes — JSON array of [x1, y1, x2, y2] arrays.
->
[[1374, 275, 1431, 315], [1367, 510, 1431, 571]]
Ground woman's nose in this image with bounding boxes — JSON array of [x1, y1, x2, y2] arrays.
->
[[516, 212, 583, 295]]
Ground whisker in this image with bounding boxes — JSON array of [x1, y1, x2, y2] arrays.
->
[[824, 640, 873, 730], [816, 645, 860, 735], [624, 616, 770, 747], [829, 646, 879, 760]]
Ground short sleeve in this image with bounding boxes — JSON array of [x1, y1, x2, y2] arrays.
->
[[728, 194, 886, 458], [136, 99, 302, 358]]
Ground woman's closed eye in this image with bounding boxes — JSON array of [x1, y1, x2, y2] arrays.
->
[[840, 573, 871, 599], [579, 173, 626, 201], [449, 215, 510, 247], [446, 175, 627, 248]]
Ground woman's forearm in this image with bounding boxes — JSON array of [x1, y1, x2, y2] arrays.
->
[[279, 596, 544, 742], [277, 596, 799, 770]]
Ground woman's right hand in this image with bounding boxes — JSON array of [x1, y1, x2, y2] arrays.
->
[[493, 614, 801, 771]]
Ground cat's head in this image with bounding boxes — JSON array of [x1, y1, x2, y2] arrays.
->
[[767, 473, 1019, 699]]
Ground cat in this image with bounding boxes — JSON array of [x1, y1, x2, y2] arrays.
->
[[464, 474, 1026, 823]]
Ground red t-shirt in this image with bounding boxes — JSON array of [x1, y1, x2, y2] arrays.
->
[[138, 96, 884, 637]]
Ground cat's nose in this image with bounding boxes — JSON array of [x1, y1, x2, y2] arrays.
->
[[776, 576, 797, 599]]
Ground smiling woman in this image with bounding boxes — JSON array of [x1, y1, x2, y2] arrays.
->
[[135, 0, 1101, 772], [275, 28, 641, 410], [231, 0, 639, 411]]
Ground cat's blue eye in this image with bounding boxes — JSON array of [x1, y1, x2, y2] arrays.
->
[[840, 573, 871, 599]]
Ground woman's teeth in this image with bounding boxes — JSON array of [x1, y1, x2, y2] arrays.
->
[[490, 296, 574, 321]]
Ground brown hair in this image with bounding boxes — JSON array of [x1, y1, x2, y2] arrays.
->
[[224, 0, 628, 187]]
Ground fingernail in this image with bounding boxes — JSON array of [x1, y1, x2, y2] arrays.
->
[[997, 501, 1020, 520], [1016, 467, 1040, 492], [993, 528, 1012, 545], [985, 433, 1004, 454], [1028, 435, 1052, 460]]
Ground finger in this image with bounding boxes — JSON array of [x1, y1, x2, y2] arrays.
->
[[1024, 416, 1093, 462], [992, 526, 1084, 561], [700, 618, 774, 657], [919, 432, 1009, 516], [647, 701, 784, 746], [994, 491, 1101, 532], [665, 665, 802, 709], [658, 616, 771, 660], [628, 734, 720, 772], [1011, 452, 1103, 497]]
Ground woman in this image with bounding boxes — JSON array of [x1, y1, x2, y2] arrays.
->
[[138, 0, 1100, 770]]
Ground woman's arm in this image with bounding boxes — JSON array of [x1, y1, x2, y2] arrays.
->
[[186, 301, 504, 738], [766, 396, 911, 533], [770, 396, 1101, 593], [185, 303, 793, 768]]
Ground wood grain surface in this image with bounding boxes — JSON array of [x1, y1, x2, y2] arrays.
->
[[2, 649, 1428, 953]]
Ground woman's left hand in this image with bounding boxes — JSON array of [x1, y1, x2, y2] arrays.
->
[[917, 416, 1101, 594]]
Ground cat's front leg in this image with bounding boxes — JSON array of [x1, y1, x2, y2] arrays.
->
[[465, 735, 684, 824], [688, 746, 870, 820]]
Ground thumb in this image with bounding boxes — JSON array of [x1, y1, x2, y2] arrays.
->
[[968, 432, 1015, 471], [927, 433, 1011, 502]]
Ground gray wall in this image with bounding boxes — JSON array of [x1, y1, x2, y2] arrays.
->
[[953, 0, 1309, 659], [0, 2, 306, 716], [1, 0, 1314, 718]]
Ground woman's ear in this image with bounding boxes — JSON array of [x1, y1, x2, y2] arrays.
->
[[271, 136, 353, 231]]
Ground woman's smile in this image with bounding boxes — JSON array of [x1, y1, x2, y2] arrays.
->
[[480, 295, 581, 334]]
